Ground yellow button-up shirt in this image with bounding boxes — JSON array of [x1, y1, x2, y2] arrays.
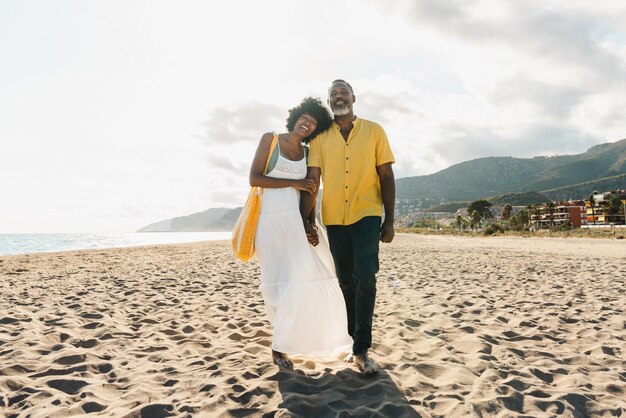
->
[[308, 117, 395, 226]]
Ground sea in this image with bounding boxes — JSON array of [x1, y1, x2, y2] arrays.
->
[[0, 232, 231, 256]]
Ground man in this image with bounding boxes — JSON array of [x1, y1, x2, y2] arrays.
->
[[300, 79, 395, 375]]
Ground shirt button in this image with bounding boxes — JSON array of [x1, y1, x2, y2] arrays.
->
[[346, 171, 348, 173], [345, 186, 348, 189], [346, 157, 348, 160], [345, 200, 348, 203]]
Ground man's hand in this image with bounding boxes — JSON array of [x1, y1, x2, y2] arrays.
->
[[304, 222, 319, 246], [380, 219, 394, 243]]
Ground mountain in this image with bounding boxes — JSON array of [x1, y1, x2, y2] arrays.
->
[[137, 207, 241, 232], [541, 173, 626, 201], [397, 138, 626, 211], [137, 192, 324, 232], [425, 192, 551, 213], [138, 139, 626, 230]]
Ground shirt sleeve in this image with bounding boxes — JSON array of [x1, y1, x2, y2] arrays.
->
[[307, 137, 321, 167], [375, 126, 395, 166]]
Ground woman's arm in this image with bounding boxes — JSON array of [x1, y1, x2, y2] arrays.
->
[[304, 145, 317, 224], [299, 166, 320, 219], [249, 133, 316, 193], [308, 200, 316, 224], [300, 166, 321, 245]]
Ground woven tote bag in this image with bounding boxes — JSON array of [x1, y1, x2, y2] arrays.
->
[[231, 134, 278, 261]]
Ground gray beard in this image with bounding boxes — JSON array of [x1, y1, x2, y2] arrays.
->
[[332, 106, 350, 116]]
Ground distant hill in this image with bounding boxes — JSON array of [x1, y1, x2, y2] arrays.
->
[[397, 138, 626, 212], [137, 207, 241, 232], [425, 192, 551, 213], [138, 192, 323, 233], [139, 139, 626, 230], [541, 173, 626, 201]]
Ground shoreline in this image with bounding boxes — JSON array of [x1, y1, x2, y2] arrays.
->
[[0, 231, 231, 258], [3, 227, 625, 259]]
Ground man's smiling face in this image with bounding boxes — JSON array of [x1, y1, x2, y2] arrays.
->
[[328, 82, 355, 117]]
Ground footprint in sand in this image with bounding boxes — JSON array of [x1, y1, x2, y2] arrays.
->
[[54, 354, 86, 365], [47, 379, 89, 395], [81, 401, 106, 413]]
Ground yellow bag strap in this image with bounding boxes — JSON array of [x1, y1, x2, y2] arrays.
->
[[256, 133, 278, 196], [263, 133, 279, 175]]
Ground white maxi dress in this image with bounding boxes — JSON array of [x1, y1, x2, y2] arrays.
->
[[255, 143, 352, 356]]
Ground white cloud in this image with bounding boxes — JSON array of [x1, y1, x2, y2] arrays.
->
[[365, 0, 626, 166], [0, 0, 624, 231]]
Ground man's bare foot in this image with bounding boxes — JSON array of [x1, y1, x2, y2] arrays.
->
[[342, 352, 354, 363], [272, 350, 293, 369], [354, 352, 380, 375]]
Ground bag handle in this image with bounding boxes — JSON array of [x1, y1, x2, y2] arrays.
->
[[264, 133, 279, 174], [257, 133, 279, 196]]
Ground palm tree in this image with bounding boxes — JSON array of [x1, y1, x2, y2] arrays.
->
[[520, 209, 530, 227], [502, 204, 513, 222], [455, 214, 463, 230], [587, 192, 597, 225], [526, 204, 534, 226], [470, 210, 482, 230], [468, 200, 494, 226], [531, 205, 542, 228], [608, 195, 624, 224], [547, 202, 556, 226]]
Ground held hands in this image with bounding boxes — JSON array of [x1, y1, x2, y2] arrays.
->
[[293, 179, 317, 195], [380, 219, 395, 243], [304, 222, 319, 246]]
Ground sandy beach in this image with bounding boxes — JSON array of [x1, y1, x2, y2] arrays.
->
[[1, 234, 625, 417]]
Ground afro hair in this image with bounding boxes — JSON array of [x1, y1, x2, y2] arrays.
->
[[285, 97, 333, 143]]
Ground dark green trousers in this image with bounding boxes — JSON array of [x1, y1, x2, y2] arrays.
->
[[326, 216, 380, 355]]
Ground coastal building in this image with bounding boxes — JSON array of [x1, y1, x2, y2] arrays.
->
[[455, 208, 469, 218], [530, 200, 586, 228], [398, 211, 453, 228], [585, 190, 626, 225], [395, 198, 423, 216], [491, 205, 525, 221]]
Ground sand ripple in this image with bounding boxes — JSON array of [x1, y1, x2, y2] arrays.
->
[[1, 235, 625, 417]]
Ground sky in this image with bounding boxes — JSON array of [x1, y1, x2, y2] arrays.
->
[[1, 0, 625, 232]]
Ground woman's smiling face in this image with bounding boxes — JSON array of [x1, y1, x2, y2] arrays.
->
[[294, 113, 318, 138]]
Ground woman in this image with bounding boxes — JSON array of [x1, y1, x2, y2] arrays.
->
[[249, 97, 352, 368]]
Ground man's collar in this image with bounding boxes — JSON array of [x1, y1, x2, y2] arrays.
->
[[333, 115, 359, 130]]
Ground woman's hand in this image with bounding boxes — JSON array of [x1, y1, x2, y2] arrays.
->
[[292, 179, 317, 195], [304, 222, 319, 246]]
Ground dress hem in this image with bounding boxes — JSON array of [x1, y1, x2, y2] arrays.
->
[[259, 275, 337, 287], [271, 343, 352, 357]]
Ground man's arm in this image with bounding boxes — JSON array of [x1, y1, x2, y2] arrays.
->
[[300, 166, 321, 245], [377, 162, 395, 243]]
